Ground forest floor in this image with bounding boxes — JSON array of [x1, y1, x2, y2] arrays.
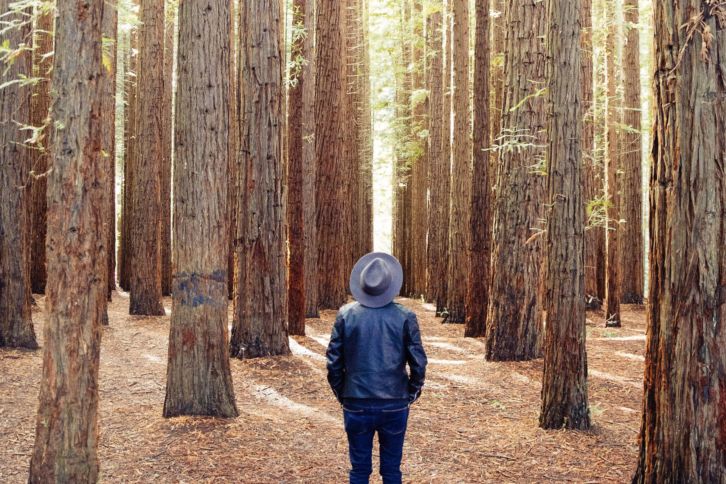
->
[[1, 293, 647, 483]]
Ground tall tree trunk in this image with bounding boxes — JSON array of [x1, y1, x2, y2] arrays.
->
[[160, 5, 174, 297], [29, 5, 54, 295], [581, 0, 604, 309], [464, 0, 490, 338], [345, 0, 361, 270], [130, 0, 165, 316], [618, 0, 643, 305], [485, 0, 546, 360], [314, 0, 348, 309], [604, 2, 621, 326], [359, 0, 373, 255], [446, 0, 470, 323], [0, 1, 37, 349], [302, 0, 318, 318], [425, 8, 446, 309], [633, 2, 726, 481], [228, 0, 239, 301], [539, 0, 590, 431], [490, 0, 505, 150], [287, 0, 307, 336], [164, 0, 238, 418], [230, 0, 290, 359], [28, 0, 106, 479]]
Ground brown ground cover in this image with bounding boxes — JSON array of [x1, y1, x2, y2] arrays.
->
[[1, 294, 646, 483]]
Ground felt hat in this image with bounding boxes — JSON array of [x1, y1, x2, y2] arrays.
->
[[349, 252, 403, 308]]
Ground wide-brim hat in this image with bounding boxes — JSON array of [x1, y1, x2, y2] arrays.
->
[[349, 252, 403, 308]]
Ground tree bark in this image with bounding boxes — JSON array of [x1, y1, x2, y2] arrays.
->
[[130, 0, 165, 315], [164, 0, 238, 418], [633, 2, 726, 481], [228, 0, 239, 301], [0, 1, 37, 349], [464, 0, 490, 338], [618, 0, 643, 305], [160, 6, 175, 297], [446, 0, 470, 323], [539, 0, 590, 431], [314, 0, 349, 309], [29, 6, 54, 295], [302, 0, 318, 318], [604, 2, 621, 326], [230, 0, 290, 359], [425, 8, 447, 312], [485, 0, 546, 360], [287, 0, 307, 336], [359, 0, 373, 255], [28, 0, 106, 479]]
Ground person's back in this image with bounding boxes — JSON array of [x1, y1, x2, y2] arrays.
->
[[326, 253, 427, 484]]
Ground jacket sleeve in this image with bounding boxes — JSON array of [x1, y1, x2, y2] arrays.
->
[[404, 312, 428, 404], [326, 312, 345, 403]]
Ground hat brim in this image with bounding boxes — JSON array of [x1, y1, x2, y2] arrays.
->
[[349, 252, 403, 308]]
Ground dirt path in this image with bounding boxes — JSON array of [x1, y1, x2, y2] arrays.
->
[[1, 294, 645, 483]]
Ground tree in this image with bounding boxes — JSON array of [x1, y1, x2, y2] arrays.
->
[[0, 1, 37, 349], [302, 0, 318, 318], [425, 5, 448, 313], [315, 0, 348, 309], [359, 0, 373, 257], [539, 0, 590, 431], [163, 0, 238, 418], [618, 0, 643, 304], [446, 0, 469, 323], [485, 0, 546, 360], [130, 0, 165, 315], [28, 0, 106, 479], [581, 0, 605, 309], [604, 2, 621, 326], [230, 0, 290, 359], [160, 4, 175, 297], [287, 0, 308, 336], [228, 0, 239, 300], [633, 2, 725, 481], [29, 2, 54, 295], [464, 0, 490, 338]]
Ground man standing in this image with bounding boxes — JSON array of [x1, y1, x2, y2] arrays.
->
[[326, 252, 428, 484]]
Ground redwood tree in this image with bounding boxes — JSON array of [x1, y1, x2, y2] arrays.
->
[[464, 0, 490, 338], [315, 0, 348, 309], [131, 0, 165, 315], [446, 0, 470, 323], [539, 0, 590, 431], [633, 2, 725, 481], [160, 5, 175, 297], [230, 0, 290, 359], [0, 0, 37, 349], [164, 0, 238, 418], [29, 0, 106, 479], [485, 0, 546, 360]]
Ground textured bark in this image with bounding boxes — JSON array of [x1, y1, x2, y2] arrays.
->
[[485, 0, 546, 360], [29, 7, 53, 295], [302, 0, 318, 318], [410, 0, 428, 298], [0, 2, 37, 349], [160, 8, 174, 297], [230, 0, 290, 359], [101, 0, 118, 312], [164, 0, 238, 418], [446, 0, 470, 323], [287, 0, 307, 336], [490, 0, 505, 149], [618, 0, 643, 305], [359, 0, 373, 255], [314, 0, 348, 309], [464, 0, 490, 338], [130, 0, 165, 315], [345, 0, 361, 271], [28, 0, 106, 479], [119, 28, 137, 293], [581, 0, 604, 309], [228, 0, 239, 301], [425, 10, 447, 311], [633, 2, 726, 481], [539, 0, 590, 431], [604, 4, 621, 326]]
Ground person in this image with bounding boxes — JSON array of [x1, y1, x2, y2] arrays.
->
[[326, 252, 428, 484]]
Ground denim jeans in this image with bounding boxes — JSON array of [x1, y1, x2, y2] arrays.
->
[[342, 398, 410, 484]]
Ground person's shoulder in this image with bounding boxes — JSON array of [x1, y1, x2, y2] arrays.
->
[[338, 301, 360, 318], [391, 302, 417, 319]]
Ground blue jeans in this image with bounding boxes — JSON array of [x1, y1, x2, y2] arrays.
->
[[342, 398, 410, 484]]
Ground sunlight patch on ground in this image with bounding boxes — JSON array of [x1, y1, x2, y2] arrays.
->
[[591, 335, 646, 342], [615, 352, 645, 362], [428, 359, 467, 366], [420, 303, 437, 312], [435, 373, 478, 385], [427, 341, 470, 354], [250, 384, 338, 425], [307, 334, 331, 349], [589, 369, 641, 389], [288, 338, 326, 362], [144, 354, 164, 364]]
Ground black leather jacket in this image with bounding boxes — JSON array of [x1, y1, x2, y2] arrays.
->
[[326, 302, 428, 404]]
